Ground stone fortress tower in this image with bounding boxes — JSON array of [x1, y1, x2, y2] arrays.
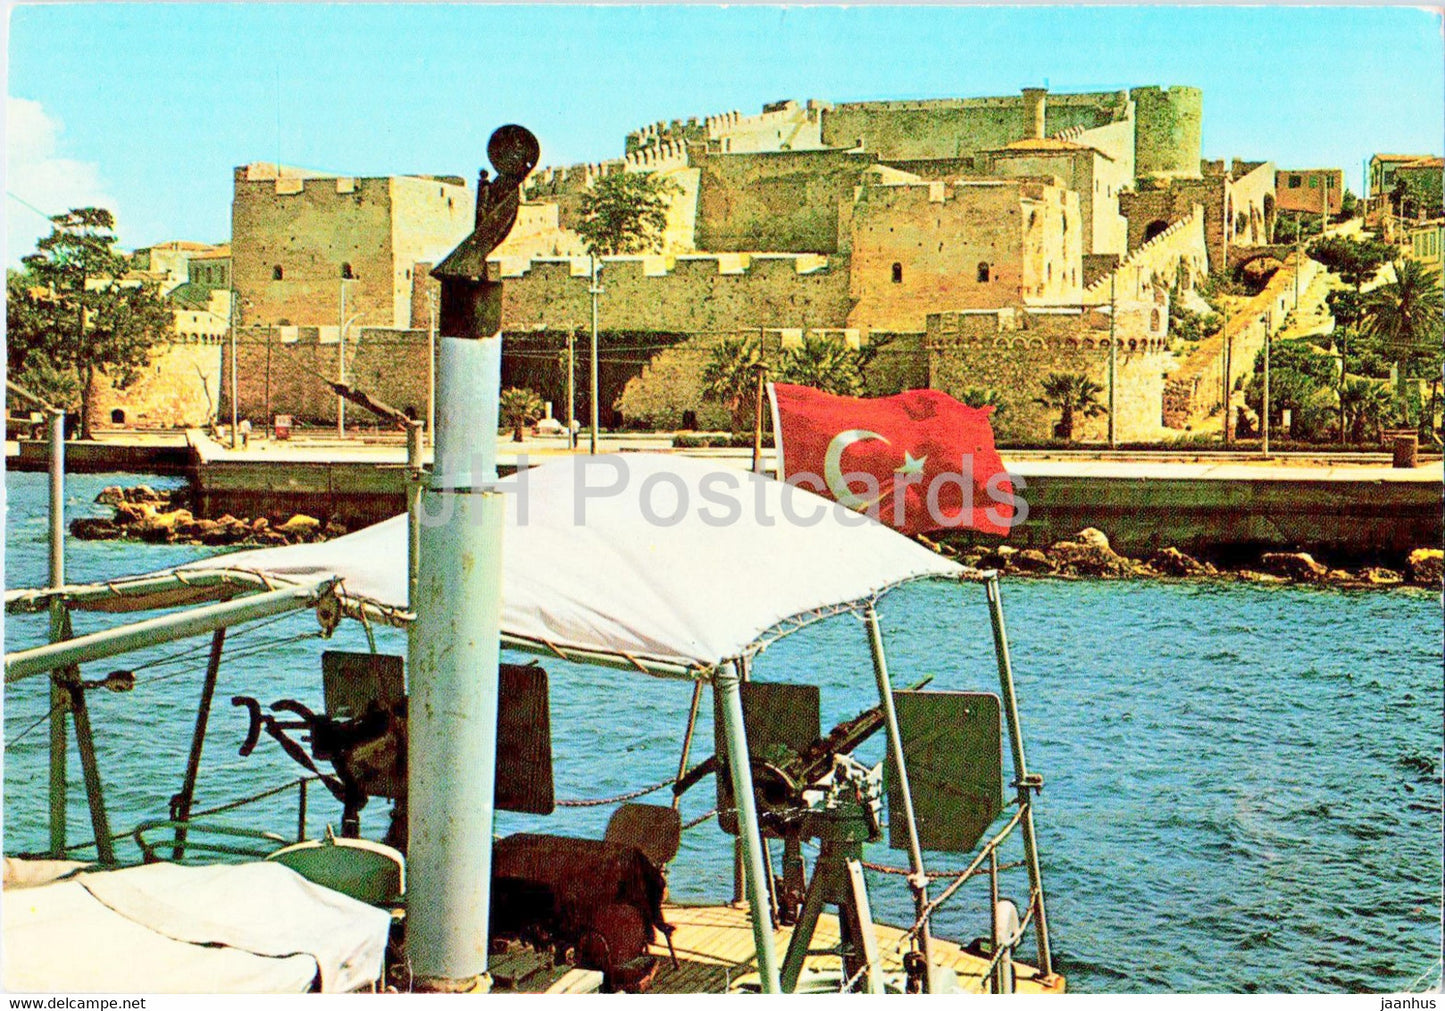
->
[[1130, 86, 1204, 180]]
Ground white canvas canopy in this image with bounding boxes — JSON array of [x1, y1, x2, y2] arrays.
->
[[122, 455, 964, 673]]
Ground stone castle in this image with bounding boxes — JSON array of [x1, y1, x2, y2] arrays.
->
[[100, 84, 1311, 442]]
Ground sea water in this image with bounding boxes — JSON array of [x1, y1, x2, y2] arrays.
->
[[3, 470, 1441, 993]]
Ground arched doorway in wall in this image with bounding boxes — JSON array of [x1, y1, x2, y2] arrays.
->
[[1143, 219, 1170, 243], [110, 408, 127, 425]]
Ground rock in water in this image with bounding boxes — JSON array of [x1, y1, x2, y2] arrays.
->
[[1406, 548, 1443, 587], [1150, 546, 1211, 577], [1258, 552, 1329, 582], [70, 517, 119, 539], [1361, 567, 1403, 586], [1047, 533, 1134, 578], [1012, 548, 1055, 573], [95, 486, 125, 506]]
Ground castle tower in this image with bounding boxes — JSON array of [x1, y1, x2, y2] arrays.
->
[[1131, 86, 1203, 179], [1021, 88, 1047, 140]]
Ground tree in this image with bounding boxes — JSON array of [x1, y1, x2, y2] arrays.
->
[[11, 208, 171, 438], [499, 386, 544, 442], [575, 171, 680, 257], [1035, 373, 1106, 440], [701, 335, 763, 432], [1308, 235, 1392, 442], [776, 335, 867, 397], [960, 387, 1006, 416], [1339, 378, 1395, 443], [1360, 258, 1445, 421]]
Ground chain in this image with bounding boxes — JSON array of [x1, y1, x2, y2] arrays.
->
[[555, 773, 678, 808]]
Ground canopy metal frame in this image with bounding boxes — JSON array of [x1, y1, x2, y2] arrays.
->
[[5, 520, 1054, 994]]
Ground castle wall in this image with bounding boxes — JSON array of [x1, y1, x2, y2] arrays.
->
[[498, 253, 851, 333], [927, 308, 1173, 442], [232, 171, 398, 328], [846, 179, 1083, 335], [388, 175, 477, 327], [223, 325, 433, 427], [91, 340, 225, 429], [691, 148, 879, 253], [983, 147, 1126, 257], [1082, 206, 1209, 307], [819, 91, 1129, 162], [231, 167, 471, 331]]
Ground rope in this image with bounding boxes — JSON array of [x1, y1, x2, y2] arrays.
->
[[682, 807, 723, 831], [894, 805, 1027, 951], [5, 700, 66, 747], [1404, 957, 1443, 993], [861, 858, 1026, 880], [188, 776, 320, 819], [976, 889, 1039, 988], [555, 773, 678, 808]]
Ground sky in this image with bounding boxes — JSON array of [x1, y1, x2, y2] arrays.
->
[[4, 3, 1444, 263]]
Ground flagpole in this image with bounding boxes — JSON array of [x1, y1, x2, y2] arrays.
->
[[752, 327, 766, 475]]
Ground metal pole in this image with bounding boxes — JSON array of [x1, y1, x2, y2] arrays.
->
[[752, 357, 765, 475], [46, 409, 67, 857], [6, 579, 336, 683], [566, 327, 577, 451], [265, 328, 273, 439], [672, 679, 704, 812], [589, 255, 600, 455], [172, 628, 226, 861], [1223, 299, 1233, 446], [983, 576, 1054, 980], [863, 606, 934, 990], [1108, 272, 1117, 448], [428, 293, 438, 448], [338, 281, 348, 439], [714, 662, 782, 993], [406, 420, 425, 609], [408, 334, 505, 990], [229, 295, 239, 449], [1262, 310, 1272, 457]]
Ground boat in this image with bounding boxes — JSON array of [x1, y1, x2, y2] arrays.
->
[[4, 454, 1063, 994], [3, 126, 1064, 995]]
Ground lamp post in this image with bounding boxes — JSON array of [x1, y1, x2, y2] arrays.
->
[[229, 290, 239, 449], [1107, 272, 1117, 448], [588, 254, 601, 455], [1262, 309, 1272, 458], [338, 276, 361, 439]]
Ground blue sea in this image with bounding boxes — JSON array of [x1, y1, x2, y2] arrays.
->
[[4, 470, 1441, 993]]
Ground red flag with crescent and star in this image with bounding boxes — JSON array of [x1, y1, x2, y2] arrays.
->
[[769, 383, 1015, 536]]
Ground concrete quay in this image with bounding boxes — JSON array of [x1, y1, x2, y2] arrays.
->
[[9, 430, 1441, 563]]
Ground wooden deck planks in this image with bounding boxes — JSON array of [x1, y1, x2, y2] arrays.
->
[[493, 902, 1064, 994]]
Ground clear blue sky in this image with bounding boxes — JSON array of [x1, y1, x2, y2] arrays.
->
[[6, 4, 1443, 260]]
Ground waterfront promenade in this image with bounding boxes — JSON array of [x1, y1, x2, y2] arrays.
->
[[9, 428, 1440, 561]]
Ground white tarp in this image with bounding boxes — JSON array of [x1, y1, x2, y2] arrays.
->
[[2, 861, 390, 993], [171, 455, 963, 671]]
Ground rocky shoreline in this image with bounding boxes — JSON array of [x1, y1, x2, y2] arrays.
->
[[71, 485, 343, 547], [926, 527, 1443, 591], [74, 485, 1442, 590]]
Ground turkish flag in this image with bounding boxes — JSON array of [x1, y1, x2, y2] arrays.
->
[[769, 383, 1015, 536]]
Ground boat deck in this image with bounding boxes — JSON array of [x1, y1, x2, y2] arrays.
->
[[489, 901, 1065, 994]]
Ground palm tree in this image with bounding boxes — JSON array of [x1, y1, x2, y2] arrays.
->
[[1339, 378, 1396, 444], [776, 335, 866, 397], [1361, 258, 1444, 421], [960, 387, 1007, 415], [499, 386, 544, 442], [701, 335, 763, 432], [1035, 373, 1107, 440]]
